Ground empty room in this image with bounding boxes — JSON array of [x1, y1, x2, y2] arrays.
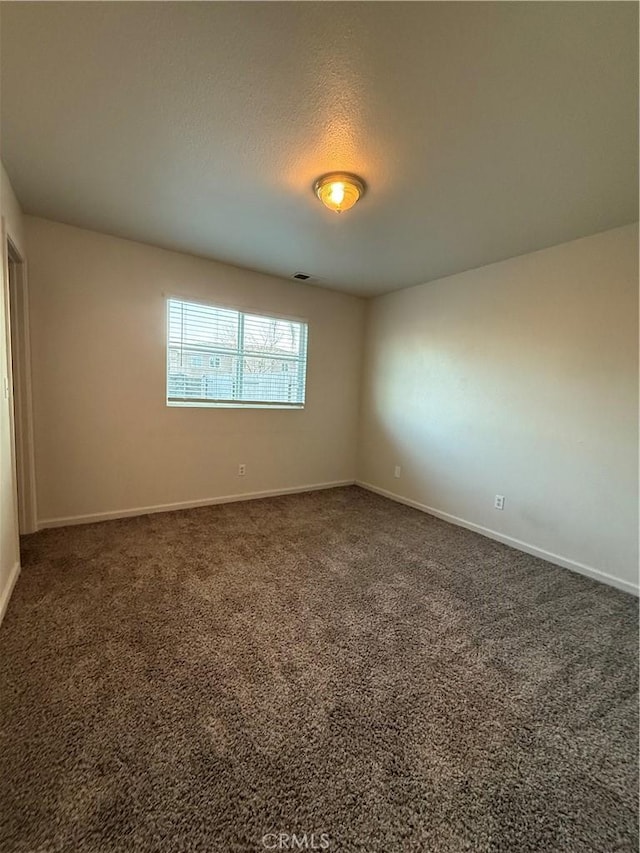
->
[[0, 2, 638, 851]]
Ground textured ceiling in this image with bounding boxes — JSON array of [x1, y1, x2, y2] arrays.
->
[[1, 2, 637, 296]]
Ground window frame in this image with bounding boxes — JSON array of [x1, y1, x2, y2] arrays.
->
[[165, 296, 309, 410]]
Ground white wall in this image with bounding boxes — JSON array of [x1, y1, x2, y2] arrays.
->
[[0, 163, 27, 620], [358, 224, 639, 594], [25, 217, 365, 525]]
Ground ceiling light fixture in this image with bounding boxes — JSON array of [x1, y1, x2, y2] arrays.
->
[[313, 172, 365, 213]]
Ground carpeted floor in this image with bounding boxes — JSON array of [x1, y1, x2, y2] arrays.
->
[[0, 486, 637, 852]]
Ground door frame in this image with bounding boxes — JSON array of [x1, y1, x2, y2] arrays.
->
[[2, 222, 37, 534]]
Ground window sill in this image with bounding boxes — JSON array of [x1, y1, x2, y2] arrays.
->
[[167, 401, 305, 410]]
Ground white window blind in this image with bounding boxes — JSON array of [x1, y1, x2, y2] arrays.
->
[[167, 298, 308, 408]]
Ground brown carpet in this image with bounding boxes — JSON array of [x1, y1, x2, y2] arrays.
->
[[0, 486, 637, 852]]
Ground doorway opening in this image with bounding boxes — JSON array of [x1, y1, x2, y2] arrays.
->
[[5, 238, 37, 534]]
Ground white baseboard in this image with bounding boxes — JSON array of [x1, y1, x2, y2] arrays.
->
[[38, 480, 356, 530], [0, 560, 20, 626], [356, 481, 639, 597]]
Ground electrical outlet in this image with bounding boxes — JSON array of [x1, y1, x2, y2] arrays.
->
[[494, 495, 505, 510], [238, 464, 246, 476], [394, 465, 401, 478]]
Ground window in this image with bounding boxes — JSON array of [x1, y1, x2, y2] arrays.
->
[[167, 298, 308, 408]]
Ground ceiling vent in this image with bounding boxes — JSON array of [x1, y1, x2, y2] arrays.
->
[[292, 272, 311, 281]]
